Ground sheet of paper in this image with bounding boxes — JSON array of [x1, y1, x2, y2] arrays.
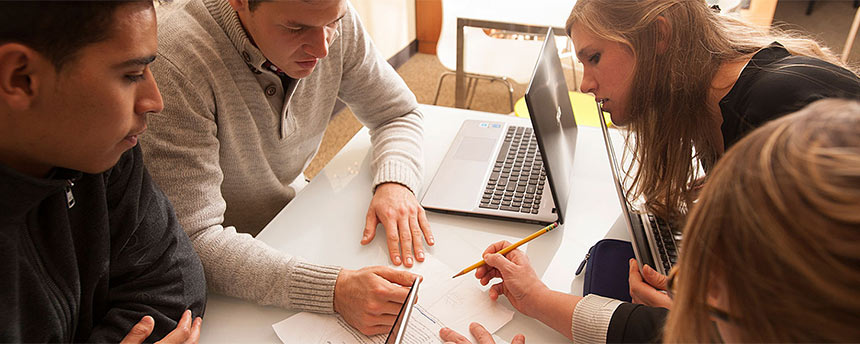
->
[[273, 256, 514, 344]]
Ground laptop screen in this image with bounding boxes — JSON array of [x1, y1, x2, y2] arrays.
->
[[595, 102, 658, 271], [524, 28, 578, 224]]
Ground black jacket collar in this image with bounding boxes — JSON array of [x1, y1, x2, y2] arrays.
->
[[0, 162, 81, 219]]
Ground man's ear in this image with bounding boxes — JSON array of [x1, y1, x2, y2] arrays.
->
[[226, 0, 248, 13], [655, 16, 671, 55], [0, 43, 43, 111]]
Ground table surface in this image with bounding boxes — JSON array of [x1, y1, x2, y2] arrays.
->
[[199, 104, 631, 343]]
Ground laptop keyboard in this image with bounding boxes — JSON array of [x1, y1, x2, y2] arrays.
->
[[479, 126, 547, 214], [647, 215, 682, 272]]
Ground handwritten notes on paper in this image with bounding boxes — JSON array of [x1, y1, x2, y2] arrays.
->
[[272, 256, 514, 344]]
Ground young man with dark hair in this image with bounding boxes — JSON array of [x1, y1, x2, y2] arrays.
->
[[142, 0, 428, 335], [0, 1, 206, 342]]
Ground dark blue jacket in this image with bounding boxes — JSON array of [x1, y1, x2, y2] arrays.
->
[[0, 145, 206, 342]]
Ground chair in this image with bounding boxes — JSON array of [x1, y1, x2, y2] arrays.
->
[[432, 0, 553, 112], [842, 3, 860, 63], [514, 91, 614, 128]]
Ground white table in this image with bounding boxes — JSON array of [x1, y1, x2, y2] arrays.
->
[[199, 104, 631, 343]]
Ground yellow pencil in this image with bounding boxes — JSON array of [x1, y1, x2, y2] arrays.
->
[[452, 222, 559, 278]]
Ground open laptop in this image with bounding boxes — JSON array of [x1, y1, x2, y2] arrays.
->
[[595, 101, 682, 275], [420, 28, 577, 225]]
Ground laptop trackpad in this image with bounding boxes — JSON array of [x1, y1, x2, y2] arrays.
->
[[454, 137, 495, 161]]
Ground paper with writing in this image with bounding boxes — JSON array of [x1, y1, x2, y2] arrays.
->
[[272, 256, 514, 344]]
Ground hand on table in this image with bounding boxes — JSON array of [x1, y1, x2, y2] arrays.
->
[[334, 266, 421, 335], [120, 309, 202, 344], [362, 182, 434, 267], [628, 258, 673, 309], [473, 241, 549, 318], [439, 322, 525, 344]]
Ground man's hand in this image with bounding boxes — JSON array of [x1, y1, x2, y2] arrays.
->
[[120, 310, 202, 344], [473, 241, 549, 318], [628, 259, 673, 309], [362, 182, 434, 267], [439, 322, 525, 344], [334, 266, 420, 335]]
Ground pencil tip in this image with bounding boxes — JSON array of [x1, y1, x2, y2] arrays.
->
[[452, 272, 462, 278]]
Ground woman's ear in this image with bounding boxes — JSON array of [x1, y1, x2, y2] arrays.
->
[[655, 16, 671, 54], [706, 273, 728, 312], [0, 43, 42, 111]]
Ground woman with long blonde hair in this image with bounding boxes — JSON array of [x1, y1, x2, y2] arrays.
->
[[566, 0, 860, 222], [439, 100, 860, 344], [569, 0, 860, 314]]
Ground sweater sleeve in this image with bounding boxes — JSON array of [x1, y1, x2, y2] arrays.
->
[[141, 55, 340, 314], [335, 4, 424, 194], [86, 145, 207, 342]]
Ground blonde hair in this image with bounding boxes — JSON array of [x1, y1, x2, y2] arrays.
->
[[566, 0, 850, 221], [663, 98, 860, 342]]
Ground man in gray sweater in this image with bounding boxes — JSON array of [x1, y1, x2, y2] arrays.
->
[[141, 0, 431, 335]]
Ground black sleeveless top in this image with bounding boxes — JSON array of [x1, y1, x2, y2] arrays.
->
[[719, 42, 860, 150]]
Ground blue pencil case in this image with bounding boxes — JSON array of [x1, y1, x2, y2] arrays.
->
[[575, 239, 635, 302]]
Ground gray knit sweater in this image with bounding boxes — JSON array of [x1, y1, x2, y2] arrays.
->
[[141, 0, 423, 313]]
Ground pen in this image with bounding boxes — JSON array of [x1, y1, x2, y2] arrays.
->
[[452, 222, 559, 278]]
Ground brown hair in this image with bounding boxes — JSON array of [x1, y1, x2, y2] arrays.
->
[[566, 0, 849, 221], [663, 98, 860, 342], [247, 0, 267, 11]]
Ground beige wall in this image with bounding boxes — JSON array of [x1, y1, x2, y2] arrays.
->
[[350, 0, 416, 59]]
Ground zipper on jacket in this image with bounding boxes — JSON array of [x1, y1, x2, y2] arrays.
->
[[22, 222, 73, 341], [64, 180, 75, 209], [575, 252, 590, 276]]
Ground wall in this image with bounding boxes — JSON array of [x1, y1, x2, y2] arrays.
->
[[415, 0, 442, 54], [350, 0, 416, 59]]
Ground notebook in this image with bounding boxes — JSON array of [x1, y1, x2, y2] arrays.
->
[[420, 28, 577, 225]]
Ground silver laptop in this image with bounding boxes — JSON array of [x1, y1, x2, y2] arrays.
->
[[421, 28, 577, 225], [595, 101, 681, 275]]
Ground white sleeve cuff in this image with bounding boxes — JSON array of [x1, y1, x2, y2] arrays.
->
[[571, 294, 623, 344]]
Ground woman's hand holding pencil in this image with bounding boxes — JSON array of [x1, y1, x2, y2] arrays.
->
[[452, 223, 558, 278], [472, 240, 551, 319], [444, 223, 583, 342]]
